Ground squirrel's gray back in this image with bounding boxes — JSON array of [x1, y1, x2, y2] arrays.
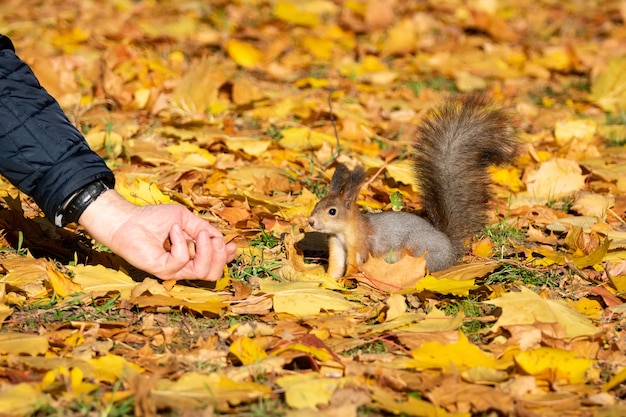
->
[[365, 211, 456, 271]]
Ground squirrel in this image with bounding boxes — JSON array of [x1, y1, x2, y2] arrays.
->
[[308, 95, 519, 277]]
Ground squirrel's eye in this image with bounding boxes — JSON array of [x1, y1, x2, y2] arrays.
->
[[328, 208, 337, 216]]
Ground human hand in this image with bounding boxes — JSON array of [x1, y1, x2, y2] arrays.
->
[[78, 190, 237, 281]]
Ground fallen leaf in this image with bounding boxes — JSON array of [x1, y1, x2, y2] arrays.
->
[[276, 373, 344, 409], [554, 120, 597, 146], [359, 252, 427, 292], [385, 293, 407, 322], [515, 347, 594, 385], [166, 142, 216, 167], [261, 280, 361, 317], [152, 372, 271, 410], [407, 332, 503, 372], [115, 175, 172, 205], [278, 127, 336, 151], [524, 158, 586, 199], [47, 264, 83, 297], [414, 274, 478, 297], [370, 385, 462, 417], [273, 1, 323, 26], [229, 336, 268, 365], [226, 39, 263, 69], [225, 136, 272, 157], [589, 56, 626, 113], [0, 332, 48, 355], [89, 354, 143, 384], [67, 265, 136, 299], [486, 286, 599, 339], [1, 255, 50, 299], [0, 383, 49, 416], [571, 191, 614, 219]]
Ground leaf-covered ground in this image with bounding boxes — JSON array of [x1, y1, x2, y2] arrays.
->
[[1, 0, 626, 416]]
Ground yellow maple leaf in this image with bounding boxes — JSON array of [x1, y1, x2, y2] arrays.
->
[[229, 336, 268, 365], [370, 307, 462, 334], [415, 274, 478, 297], [371, 385, 462, 417], [573, 297, 603, 320], [224, 136, 272, 157], [261, 280, 360, 317], [133, 294, 225, 315], [47, 265, 83, 297], [514, 347, 594, 385], [227, 39, 263, 68], [151, 372, 271, 409], [84, 130, 123, 155], [166, 142, 216, 167], [276, 373, 344, 409], [386, 159, 418, 190], [273, 1, 321, 26], [589, 56, 626, 113], [278, 127, 336, 151], [524, 158, 586, 199], [2, 255, 50, 299], [407, 331, 502, 372], [115, 175, 171, 205], [533, 48, 572, 72], [51, 28, 89, 52], [271, 341, 335, 362], [301, 36, 335, 60], [485, 286, 599, 339], [610, 274, 626, 293], [66, 264, 136, 300], [89, 354, 143, 384], [381, 19, 417, 56], [0, 383, 49, 416], [473, 237, 495, 258], [294, 77, 330, 88], [0, 332, 48, 356], [432, 261, 499, 280], [488, 165, 524, 192], [554, 119, 597, 146], [41, 367, 99, 396]]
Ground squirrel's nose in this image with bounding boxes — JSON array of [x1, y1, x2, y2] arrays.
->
[[308, 218, 315, 227]]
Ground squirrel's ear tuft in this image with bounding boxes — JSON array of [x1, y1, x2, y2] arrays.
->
[[348, 166, 367, 186], [329, 164, 350, 195], [341, 165, 366, 208]]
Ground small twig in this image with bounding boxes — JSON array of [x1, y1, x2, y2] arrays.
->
[[327, 90, 340, 149], [363, 164, 388, 189], [607, 208, 626, 225]]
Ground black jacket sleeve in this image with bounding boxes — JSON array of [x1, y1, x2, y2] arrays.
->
[[0, 35, 114, 222]]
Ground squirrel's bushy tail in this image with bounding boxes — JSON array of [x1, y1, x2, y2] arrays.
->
[[413, 94, 518, 258]]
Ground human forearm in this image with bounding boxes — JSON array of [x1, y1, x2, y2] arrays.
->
[[0, 39, 114, 221]]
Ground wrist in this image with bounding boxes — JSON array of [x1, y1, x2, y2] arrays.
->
[[55, 179, 113, 227], [77, 189, 137, 249]]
